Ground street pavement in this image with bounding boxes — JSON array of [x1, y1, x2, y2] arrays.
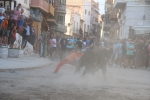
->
[[0, 54, 52, 71], [0, 62, 150, 100]]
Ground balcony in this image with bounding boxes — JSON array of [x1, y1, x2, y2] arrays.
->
[[56, 5, 66, 13], [114, 0, 126, 9], [50, 23, 67, 33], [109, 13, 118, 21], [30, 0, 49, 13], [49, 4, 54, 16], [103, 22, 111, 31]]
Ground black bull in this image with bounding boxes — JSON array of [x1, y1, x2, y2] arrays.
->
[[74, 48, 109, 78]]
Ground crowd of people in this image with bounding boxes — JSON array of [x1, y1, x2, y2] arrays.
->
[[107, 38, 150, 70], [39, 32, 150, 70], [0, 4, 36, 49]]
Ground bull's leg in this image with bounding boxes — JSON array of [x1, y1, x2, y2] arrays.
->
[[102, 66, 107, 79]]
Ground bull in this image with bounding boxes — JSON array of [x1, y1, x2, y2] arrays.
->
[[74, 48, 109, 78], [54, 47, 109, 78]]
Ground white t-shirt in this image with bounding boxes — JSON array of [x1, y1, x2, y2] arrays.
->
[[0, 16, 5, 20], [52, 38, 57, 47]]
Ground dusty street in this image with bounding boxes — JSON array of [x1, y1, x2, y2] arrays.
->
[[0, 61, 150, 100]]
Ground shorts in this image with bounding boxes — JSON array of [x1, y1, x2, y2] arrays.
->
[[53, 47, 57, 52], [5, 30, 10, 37], [126, 55, 134, 59], [10, 38, 16, 45]]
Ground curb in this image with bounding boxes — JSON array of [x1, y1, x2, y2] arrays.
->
[[0, 62, 52, 72]]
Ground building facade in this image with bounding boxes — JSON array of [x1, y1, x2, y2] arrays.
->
[[114, 0, 150, 39], [51, 0, 67, 36]]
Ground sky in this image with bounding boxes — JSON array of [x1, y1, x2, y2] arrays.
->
[[94, 0, 105, 14]]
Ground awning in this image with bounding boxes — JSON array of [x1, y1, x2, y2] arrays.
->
[[134, 26, 150, 34], [47, 18, 57, 26]]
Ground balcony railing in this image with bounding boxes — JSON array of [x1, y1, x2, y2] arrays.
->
[[109, 13, 117, 20], [30, 0, 49, 12], [57, 5, 66, 13], [114, 0, 126, 9]]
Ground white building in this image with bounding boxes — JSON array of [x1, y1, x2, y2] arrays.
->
[[65, 8, 81, 36], [114, 0, 150, 39], [73, 12, 80, 35], [65, 9, 71, 35], [84, 0, 92, 35]]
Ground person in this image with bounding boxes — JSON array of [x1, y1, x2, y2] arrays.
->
[[86, 36, 90, 47], [116, 40, 123, 67], [2, 15, 8, 44], [135, 40, 144, 68], [144, 41, 149, 69], [31, 26, 37, 51], [87, 36, 94, 50], [22, 24, 30, 48], [5, 5, 12, 16], [60, 35, 68, 60], [125, 39, 135, 68], [49, 36, 53, 59], [21, 25, 27, 49], [17, 15, 24, 33], [13, 6, 20, 26], [52, 35, 57, 60], [7, 16, 14, 44], [148, 42, 150, 70], [0, 11, 5, 31], [10, 26, 17, 48], [129, 26, 135, 41], [76, 37, 83, 53]]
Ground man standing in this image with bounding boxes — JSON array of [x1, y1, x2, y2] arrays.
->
[[60, 35, 68, 60], [125, 39, 135, 68], [129, 26, 135, 41], [52, 35, 57, 60]]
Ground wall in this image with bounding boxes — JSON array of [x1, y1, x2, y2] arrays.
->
[[73, 12, 80, 32], [32, 21, 41, 51], [119, 0, 150, 39], [84, 0, 91, 34], [65, 9, 71, 35]]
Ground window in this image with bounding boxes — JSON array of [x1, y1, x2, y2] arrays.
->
[[85, 9, 87, 14], [88, 11, 90, 16], [24, 0, 27, 4], [87, 25, 89, 32], [77, 22, 78, 30], [58, 15, 64, 24]]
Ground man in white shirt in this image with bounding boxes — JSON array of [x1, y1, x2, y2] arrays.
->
[[52, 35, 57, 60], [0, 11, 5, 31]]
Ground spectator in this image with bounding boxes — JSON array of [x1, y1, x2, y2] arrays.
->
[[52, 35, 57, 60], [76, 37, 83, 53], [13, 6, 20, 26], [125, 39, 135, 68], [49, 36, 53, 59], [17, 15, 24, 33], [0, 11, 5, 31], [2, 14, 8, 43], [5, 5, 12, 16], [10, 26, 17, 48], [7, 16, 14, 44], [60, 35, 68, 60], [21, 25, 27, 49], [31, 26, 37, 51], [22, 24, 30, 48]]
